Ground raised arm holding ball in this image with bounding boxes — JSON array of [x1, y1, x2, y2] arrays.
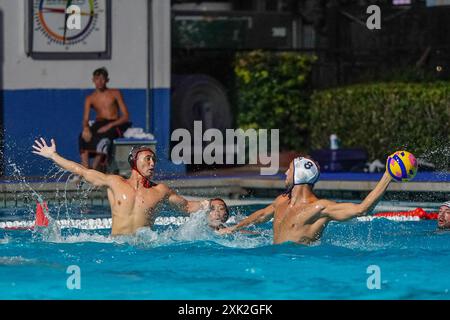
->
[[219, 151, 418, 244]]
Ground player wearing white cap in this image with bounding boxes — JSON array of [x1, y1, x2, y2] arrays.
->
[[219, 155, 394, 244]]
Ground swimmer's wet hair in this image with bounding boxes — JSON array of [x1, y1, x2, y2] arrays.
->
[[93, 67, 109, 79]]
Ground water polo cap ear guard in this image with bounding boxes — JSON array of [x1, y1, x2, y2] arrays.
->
[[128, 146, 156, 169], [127, 146, 156, 189]]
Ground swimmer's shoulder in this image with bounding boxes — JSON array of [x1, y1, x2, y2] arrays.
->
[[104, 174, 128, 186], [103, 173, 142, 186], [108, 88, 124, 98], [314, 199, 337, 210], [273, 194, 289, 207], [85, 92, 94, 103], [151, 182, 172, 195]]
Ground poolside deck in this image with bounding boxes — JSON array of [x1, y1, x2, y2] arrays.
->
[[0, 168, 448, 208]]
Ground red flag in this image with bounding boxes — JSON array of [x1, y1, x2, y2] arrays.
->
[[35, 202, 49, 227]]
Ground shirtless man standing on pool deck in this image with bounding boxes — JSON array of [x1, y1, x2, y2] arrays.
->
[[79, 67, 131, 172], [219, 155, 394, 244], [32, 138, 209, 236]]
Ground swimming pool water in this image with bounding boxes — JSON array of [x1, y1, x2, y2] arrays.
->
[[0, 204, 449, 299]]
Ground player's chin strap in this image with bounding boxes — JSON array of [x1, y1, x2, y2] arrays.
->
[[133, 167, 154, 189], [283, 185, 293, 199], [283, 183, 314, 199]]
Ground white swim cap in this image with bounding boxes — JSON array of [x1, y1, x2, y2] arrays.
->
[[293, 157, 320, 185]]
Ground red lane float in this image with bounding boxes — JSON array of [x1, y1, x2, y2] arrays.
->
[[375, 207, 438, 220], [2, 205, 438, 230], [35, 202, 49, 227], [4, 202, 49, 230]]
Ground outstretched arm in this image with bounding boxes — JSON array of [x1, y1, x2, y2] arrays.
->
[[32, 138, 109, 188], [218, 200, 277, 234], [167, 189, 210, 214], [322, 172, 393, 221]]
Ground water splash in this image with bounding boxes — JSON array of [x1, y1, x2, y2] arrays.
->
[[417, 140, 450, 172], [24, 205, 273, 249], [49, 232, 119, 244], [6, 161, 46, 214], [3, 139, 106, 237], [173, 210, 211, 241], [0, 256, 37, 266], [0, 235, 10, 244]]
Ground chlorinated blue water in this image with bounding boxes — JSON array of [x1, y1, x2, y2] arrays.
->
[[0, 204, 449, 299]]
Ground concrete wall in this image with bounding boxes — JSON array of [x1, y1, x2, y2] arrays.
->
[[0, 0, 151, 176]]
